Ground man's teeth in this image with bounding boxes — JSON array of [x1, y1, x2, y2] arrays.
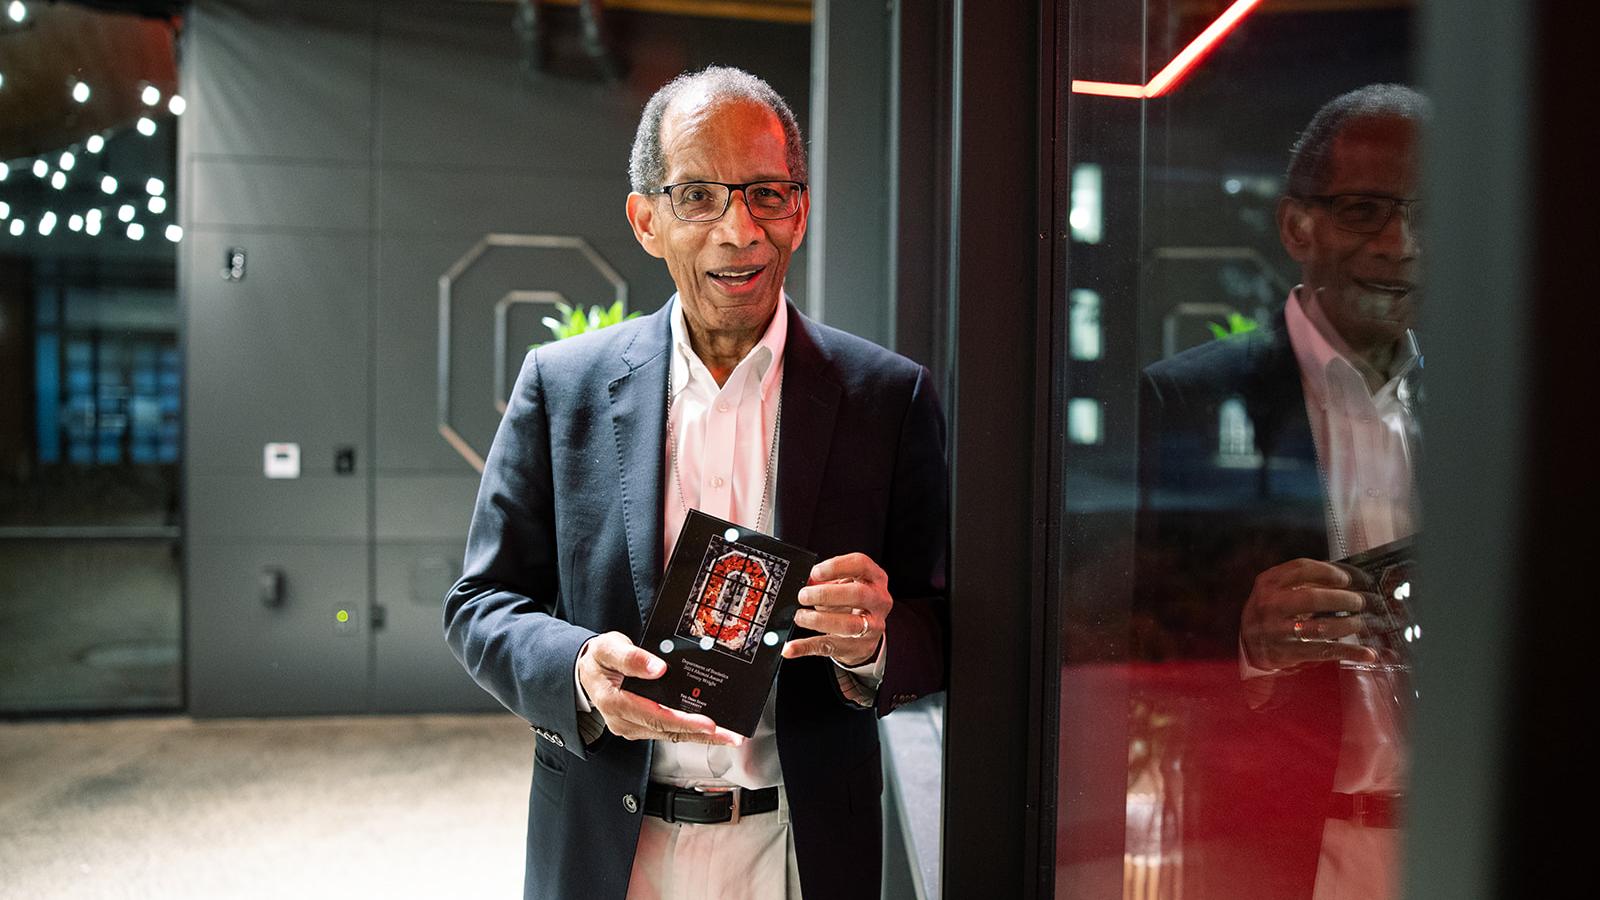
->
[[711, 268, 760, 277]]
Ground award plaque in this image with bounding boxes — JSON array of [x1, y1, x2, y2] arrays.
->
[[1339, 535, 1419, 664], [622, 510, 817, 738]]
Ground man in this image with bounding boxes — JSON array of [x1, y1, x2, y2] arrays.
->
[[1137, 84, 1426, 899], [444, 66, 948, 900]]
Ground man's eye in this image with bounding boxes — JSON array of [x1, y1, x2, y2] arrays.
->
[[1339, 200, 1385, 223], [682, 187, 713, 203]]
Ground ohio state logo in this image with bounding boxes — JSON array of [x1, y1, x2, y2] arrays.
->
[[678, 535, 787, 662]]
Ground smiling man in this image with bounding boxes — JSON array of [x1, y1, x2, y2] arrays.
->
[[445, 67, 948, 900], [1135, 84, 1428, 899]]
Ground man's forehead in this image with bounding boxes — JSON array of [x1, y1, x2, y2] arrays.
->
[[660, 94, 788, 177], [1324, 116, 1419, 188]]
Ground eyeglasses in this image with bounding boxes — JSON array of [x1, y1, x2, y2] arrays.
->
[[653, 181, 807, 222], [1298, 193, 1423, 235]]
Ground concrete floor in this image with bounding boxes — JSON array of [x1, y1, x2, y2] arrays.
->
[[0, 714, 532, 899]]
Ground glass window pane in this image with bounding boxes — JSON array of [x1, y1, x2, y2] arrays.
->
[[1055, 2, 1422, 898]]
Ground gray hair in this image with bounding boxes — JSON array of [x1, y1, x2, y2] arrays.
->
[[628, 66, 808, 194], [1286, 84, 1430, 198]]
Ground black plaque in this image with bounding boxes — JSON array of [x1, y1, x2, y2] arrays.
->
[[622, 510, 817, 738]]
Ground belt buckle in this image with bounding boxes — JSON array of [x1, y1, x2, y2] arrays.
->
[[1351, 792, 1374, 825], [714, 786, 741, 825]]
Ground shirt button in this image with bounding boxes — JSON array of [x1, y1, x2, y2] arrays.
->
[[717, 401, 730, 413], [1366, 488, 1380, 498], [712, 476, 725, 488], [622, 794, 639, 814]]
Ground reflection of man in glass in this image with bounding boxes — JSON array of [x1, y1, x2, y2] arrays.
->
[[1138, 84, 1426, 900]]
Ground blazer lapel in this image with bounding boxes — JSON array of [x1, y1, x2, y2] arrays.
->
[[608, 306, 671, 626], [775, 303, 840, 550]]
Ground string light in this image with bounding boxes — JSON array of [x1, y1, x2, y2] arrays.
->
[[72, 81, 91, 104], [32, 159, 47, 177], [100, 175, 117, 194], [0, 162, 8, 181], [164, 224, 182, 243], [168, 95, 186, 116], [58, 151, 75, 171], [136, 117, 157, 136], [127, 222, 145, 240], [141, 84, 161, 106], [146, 178, 165, 196], [147, 196, 167, 215], [86, 134, 105, 154], [38, 211, 57, 235], [6, 2, 26, 25], [0, 201, 9, 218], [117, 204, 135, 222], [10, 218, 26, 236], [86, 218, 102, 236], [49, 171, 66, 189], [68, 214, 83, 232]]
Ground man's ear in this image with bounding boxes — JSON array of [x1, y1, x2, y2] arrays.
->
[[626, 193, 666, 259], [1277, 196, 1314, 263]]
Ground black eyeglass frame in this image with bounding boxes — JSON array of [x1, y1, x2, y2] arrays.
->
[[650, 180, 809, 223], [1294, 192, 1424, 235]]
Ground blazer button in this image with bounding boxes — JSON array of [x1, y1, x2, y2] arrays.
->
[[552, 735, 565, 748], [622, 793, 639, 814]]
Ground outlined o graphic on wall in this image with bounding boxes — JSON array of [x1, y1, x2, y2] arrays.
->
[[436, 234, 628, 472]]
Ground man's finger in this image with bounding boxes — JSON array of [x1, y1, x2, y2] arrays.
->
[[602, 696, 743, 746], [591, 638, 667, 679], [807, 553, 881, 586], [794, 607, 871, 636], [1279, 586, 1366, 617], [1262, 558, 1356, 590], [798, 581, 873, 609], [782, 634, 872, 659]]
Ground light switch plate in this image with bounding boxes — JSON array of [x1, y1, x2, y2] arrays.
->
[[264, 443, 301, 479]]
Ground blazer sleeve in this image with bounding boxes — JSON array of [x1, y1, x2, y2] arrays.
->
[[443, 349, 597, 759], [867, 363, 950, 716]]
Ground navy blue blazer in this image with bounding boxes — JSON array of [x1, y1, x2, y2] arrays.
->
[[445, 300, 949, 900], [1136, 307, 1342, 899]]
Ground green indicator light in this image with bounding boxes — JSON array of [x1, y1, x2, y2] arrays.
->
[[336, 609, 349, 623]]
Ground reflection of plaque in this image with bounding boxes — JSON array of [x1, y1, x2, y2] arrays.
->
[[1339, 535, 1418, 664], [623, 510, 816, 737]]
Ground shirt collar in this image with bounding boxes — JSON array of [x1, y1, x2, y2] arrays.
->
[[1285, 286, 1419, 408], [669, 294, 788, 399]]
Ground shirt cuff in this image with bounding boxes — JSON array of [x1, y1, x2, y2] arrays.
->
[[573, 638, 607, 747], [575, 638, 595, 713], [831, 638, 888, 708]]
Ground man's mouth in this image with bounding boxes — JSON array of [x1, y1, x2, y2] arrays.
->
[[1355, 278, 1416, 297], [707, 265, 765, 288]]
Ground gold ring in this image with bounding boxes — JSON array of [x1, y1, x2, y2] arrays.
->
[[850, 613, 870, 640]]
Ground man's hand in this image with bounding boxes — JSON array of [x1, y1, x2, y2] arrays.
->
[[1241, 558, 1389, 672], [576, 632, 744, 746], [783, 553, 892, 667]]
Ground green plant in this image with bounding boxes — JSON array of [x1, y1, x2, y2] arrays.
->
[[533, 300, 640, 348], [1207, 311, 1260, 341]]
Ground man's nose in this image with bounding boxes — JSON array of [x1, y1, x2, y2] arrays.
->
[[711, 189, 763, 245], [1373, 204, 1420, 259]]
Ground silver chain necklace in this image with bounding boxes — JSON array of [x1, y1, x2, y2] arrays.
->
[[666, 368, 783, 534]]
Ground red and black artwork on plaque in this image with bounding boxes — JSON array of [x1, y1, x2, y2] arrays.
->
[[676, 535, 787, 663]]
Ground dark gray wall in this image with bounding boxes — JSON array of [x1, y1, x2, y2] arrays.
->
[[180, 0, 811, 716]]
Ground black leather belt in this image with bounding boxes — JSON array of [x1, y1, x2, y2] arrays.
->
[[643, 782, 779, 824], [1329, 791, 1403, 829]]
